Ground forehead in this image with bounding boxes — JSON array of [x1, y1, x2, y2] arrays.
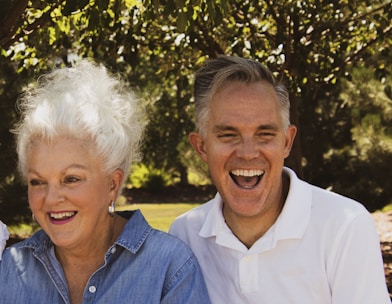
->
[[28, 136, 93, 154], [209, 81, 281, 126], [27, 137, 101, 172]]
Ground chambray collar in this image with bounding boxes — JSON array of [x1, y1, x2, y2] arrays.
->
[[115, 210, 152, 253]]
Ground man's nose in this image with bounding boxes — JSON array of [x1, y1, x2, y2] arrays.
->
[[236, 138, 259, 160]]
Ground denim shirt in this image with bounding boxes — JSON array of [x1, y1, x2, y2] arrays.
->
[[0, 210, 210, 304]]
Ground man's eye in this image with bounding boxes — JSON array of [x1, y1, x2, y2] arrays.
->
[[218, 133, 236, 138], [257, 132, 275, 137]]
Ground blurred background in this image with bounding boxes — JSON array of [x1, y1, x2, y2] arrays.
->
[[0, 0, 391, 225]]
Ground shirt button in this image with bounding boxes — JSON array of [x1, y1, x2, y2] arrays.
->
[[111, 247, 116, 254], [89, 286, 97, 293]]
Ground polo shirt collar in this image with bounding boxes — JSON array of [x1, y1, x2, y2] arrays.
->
[[199, 167, 312, 252]]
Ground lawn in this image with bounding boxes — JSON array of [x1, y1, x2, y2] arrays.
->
[[117, 203, 200, 232]]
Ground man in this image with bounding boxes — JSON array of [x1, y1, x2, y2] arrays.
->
[[169, 55, 390, 303]]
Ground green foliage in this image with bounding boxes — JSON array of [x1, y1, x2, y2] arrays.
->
[[325, 145, 392, 211], [0, 0, 392, 224], [322, 64, 392, 210], [128, 164, 151, 188], [128, 164, 170, 192], [0, 177, 30, 225], [0, 57, 32, 225], [144, 174, 166, 193]]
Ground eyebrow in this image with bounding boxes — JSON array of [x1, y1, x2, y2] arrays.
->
[[213, 123, 280, 132], [213, 125, 236, 132], [258, 124, 280, 131]]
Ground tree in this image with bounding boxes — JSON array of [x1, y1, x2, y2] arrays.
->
[[141, 0, 392, 208], [0, 0, 391, 223], [329, 62, 392, 211]]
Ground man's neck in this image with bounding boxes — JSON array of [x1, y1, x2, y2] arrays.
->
[[223, 173, 289, 249]]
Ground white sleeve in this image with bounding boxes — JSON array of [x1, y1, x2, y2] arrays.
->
[[0, 221, 9, 260], [328, 213, 390, 303]]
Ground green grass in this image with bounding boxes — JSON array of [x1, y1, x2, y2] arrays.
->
[[117, 203, 200, 232]]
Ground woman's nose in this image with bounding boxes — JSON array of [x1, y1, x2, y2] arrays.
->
[[45, 184, 64, 204]]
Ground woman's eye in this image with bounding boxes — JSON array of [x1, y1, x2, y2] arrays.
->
[[63, 176, 82, 184], [29, 179, 45, 186]]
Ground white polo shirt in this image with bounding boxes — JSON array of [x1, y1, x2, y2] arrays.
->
[[170, 167, 390, 303]]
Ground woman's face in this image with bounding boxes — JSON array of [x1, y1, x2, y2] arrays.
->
[[27, 137, 121, 250]]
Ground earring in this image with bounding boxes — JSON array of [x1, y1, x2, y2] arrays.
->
[[108, 201, 115, 216], [32, 213, 35, 221]]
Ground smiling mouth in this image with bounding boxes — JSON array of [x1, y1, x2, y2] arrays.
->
[[49, 211, 77, 221], [230, 169, 265, 189]]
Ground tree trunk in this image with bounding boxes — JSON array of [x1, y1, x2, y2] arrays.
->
[[285, 93, 303, 178]]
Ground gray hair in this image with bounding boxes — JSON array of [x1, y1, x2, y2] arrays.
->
[[194, 55, 290, 137], [13, 60, 144, 180]]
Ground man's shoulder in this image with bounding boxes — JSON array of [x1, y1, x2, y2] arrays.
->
[[170, 198, 216, 236], [286, 167, 367, 216], [174, 200, 213, 222], [310, 183, 367, 212]]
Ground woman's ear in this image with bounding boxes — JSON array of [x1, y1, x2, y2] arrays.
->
[[189, 132, 208, 162], [109, 169, 124, 199]]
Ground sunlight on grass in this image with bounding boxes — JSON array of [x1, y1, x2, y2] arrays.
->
[[117, 203, 200, 232]]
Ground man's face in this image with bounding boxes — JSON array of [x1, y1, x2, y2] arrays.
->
[[190, 81, 296, 223]]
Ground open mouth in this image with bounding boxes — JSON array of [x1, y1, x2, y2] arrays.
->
[[230, 169, 264, 189], [49, 211, 77, 221]]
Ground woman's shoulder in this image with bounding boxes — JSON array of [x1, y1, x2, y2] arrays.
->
[[118, 210, 195, 258], [148, 227, 195, 256], [2, 230, 50, 257]]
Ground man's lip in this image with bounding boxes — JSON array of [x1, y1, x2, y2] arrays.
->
[[229, 169, 264, 189]]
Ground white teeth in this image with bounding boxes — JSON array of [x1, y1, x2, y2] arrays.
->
[[231, 169, 264, 177], [49, 212, 75, 219]]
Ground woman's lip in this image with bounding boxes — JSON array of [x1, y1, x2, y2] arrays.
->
[[48, 211, 77, 225]]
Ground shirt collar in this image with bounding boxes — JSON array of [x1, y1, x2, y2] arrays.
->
[[114, 210, 152, 254], [273, 167, 311, 239], [18, 210, 152, 255], [199, 194, 249, 251], [199, 193, 225, 239], [198, 167, 312, 250]]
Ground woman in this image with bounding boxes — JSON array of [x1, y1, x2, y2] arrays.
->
[[0, 61, 210, 304]]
